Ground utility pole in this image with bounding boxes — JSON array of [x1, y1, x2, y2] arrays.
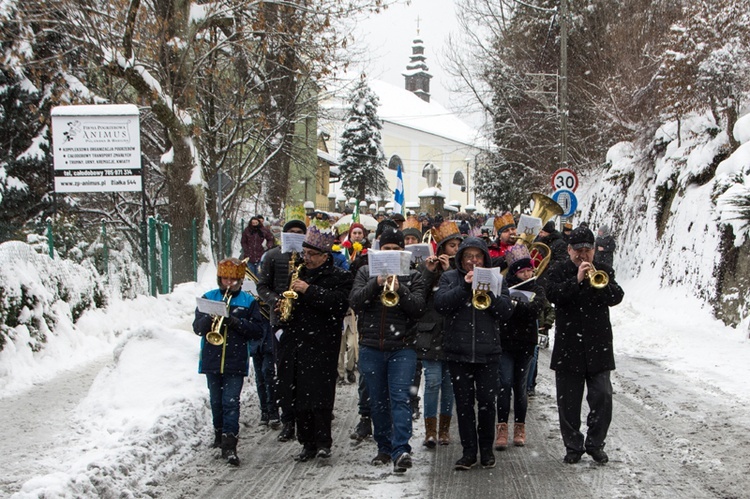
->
[[559, 0, 569, 169]]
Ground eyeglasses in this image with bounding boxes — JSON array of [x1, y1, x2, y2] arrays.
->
[[462, 252, 484, 262], [302, 250, 323, 259]]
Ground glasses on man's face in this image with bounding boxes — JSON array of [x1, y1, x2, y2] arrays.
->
[[462, 252, 484, 262], [302, 250, 323, 259]]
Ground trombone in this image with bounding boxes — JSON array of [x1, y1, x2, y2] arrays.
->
[[381, 275, 400, 307], [206, 288, 232, 346]]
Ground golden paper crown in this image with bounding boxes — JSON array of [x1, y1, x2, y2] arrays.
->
[[402, 216, 421, 231], [431, 221, 461, 244], [494, 212, 516, 232], [217, 258, 246, 279]]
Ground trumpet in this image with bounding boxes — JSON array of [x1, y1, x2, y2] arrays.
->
[[585, 264, 609, 289], [381, 275, 400, 307], [472, 282, 492, 310], [206, 288, 232, 346]]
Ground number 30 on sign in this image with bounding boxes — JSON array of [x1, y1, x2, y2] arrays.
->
[[551, 168, 578, 192]]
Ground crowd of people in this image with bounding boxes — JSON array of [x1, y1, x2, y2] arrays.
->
[[192, 206, 621, 473]]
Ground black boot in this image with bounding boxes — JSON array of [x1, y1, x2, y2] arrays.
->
[[221, 433, 240, 466], [212, 428, 222, 448], [277, 422, 295, 442], [350, 415, 372, 441]]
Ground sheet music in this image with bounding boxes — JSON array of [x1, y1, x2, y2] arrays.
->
[[510, 289, 535, 303], [367, 249, 412, 277], [281, 232, 305, 253], [517, 214, 543, 238], [472, 267, 503, 296], [196, 297, 228, 317], [404, 243, 433, 264]]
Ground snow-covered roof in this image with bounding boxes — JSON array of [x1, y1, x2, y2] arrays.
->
[[317, 149, 338, 165], [369, 80, 481, 148]]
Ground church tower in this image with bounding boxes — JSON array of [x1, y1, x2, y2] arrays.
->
[[403, 36, 432, 103]]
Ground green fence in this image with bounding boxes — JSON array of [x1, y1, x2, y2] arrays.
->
[[41, 217, 248, 297]]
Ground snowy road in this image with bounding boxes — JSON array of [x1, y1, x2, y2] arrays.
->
[[5, 348, 748, 498], [3, 279, 750, 498]]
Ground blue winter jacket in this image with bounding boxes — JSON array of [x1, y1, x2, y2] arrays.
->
[[193, 289, 264, 375]]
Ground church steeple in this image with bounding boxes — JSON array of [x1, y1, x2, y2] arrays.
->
[[403, 25, 432, 103]]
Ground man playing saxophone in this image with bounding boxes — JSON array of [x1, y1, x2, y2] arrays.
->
[[256, 219, 308, 443], [544, 226, 624, 465], [192, 258, 265, 466]]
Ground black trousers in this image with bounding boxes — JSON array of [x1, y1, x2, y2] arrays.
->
[[296, 409, 333, 449], [447, 361, 500, 459], [554, 369, 613, 453]]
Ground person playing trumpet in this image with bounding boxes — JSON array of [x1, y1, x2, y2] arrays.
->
[[434, 237, 514, 470], [544, 226, 624, 465], [349, 227, 426, 473], [192, 258, 265, 466]]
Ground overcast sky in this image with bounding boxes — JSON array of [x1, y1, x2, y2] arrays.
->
[[351, 0, 462, 108]]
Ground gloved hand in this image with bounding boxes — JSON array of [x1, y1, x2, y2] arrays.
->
[[225, 315, 241, 329]]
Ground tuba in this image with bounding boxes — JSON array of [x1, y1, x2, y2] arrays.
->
[[381, 275, 400, 307], [206, 288, 232, 346], [279, 253, 304, 322], [517, 193, 564, 276]]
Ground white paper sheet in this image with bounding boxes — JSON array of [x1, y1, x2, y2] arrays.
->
[[404, 243, 434, 264], [517, 214, 543, 239], [196, 297, 229, 317], [281, 233, 306, 254], [510, 289, 535, 303], [367, 249, 412, 276], [472, 266, 503, 297]]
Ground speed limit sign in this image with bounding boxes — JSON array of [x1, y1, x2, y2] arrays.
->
[[551, 168, 579, 192]]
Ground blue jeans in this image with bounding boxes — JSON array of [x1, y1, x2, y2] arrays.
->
[[422, 360, 453, 419], [497, 347, 534, 423], [251, 351, 277, 420], [359, 346, 416, 461], [527, 345, 539, 391], [206, 373, 245, 435]]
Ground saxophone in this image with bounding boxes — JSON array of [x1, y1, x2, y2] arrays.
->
[[279, 252, 304, 322]]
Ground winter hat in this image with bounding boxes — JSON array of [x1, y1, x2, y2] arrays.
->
[[494, 212, 516, 233], [599, 225, 611, 237], [505, 245, 533, 276], [217, 257, 246, 279], [378, 228, 405, 249], [390, 213, 406, 223], [283, 219, 307, 234], [348, 222, 367, 240], [375, 219, 399, 239], [563, 222, 573, 231], [542, 220, 556, 234], [303, 223, 336, 252], [569, 226, 595, 250]]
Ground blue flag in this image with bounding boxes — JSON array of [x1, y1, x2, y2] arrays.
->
[[394, 164, 405, 215]]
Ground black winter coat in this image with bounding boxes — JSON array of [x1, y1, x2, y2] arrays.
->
[[434, 237, 514, 364], [349, 265, 426, 351], [193, 289, 264, 375], [594, 235, 616, 267], [256, 247, 299, 327], [545, 259, 624, 374], [503, 274, 546, 351], [414, 262, 452, 361], [275, 256, 353, 413]]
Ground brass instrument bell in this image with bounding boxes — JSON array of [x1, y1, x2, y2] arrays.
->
[[585, 264, 609, 289], [206, 289, 232, 346], [380, 275, 400, 307], [472, 282, 492, 310]]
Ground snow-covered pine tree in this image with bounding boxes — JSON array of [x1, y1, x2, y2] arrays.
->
[[338, 76, 389, 202]]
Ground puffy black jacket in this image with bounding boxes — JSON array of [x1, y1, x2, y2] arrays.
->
[[503, 273, 546, 351], [434, 237, 514, 364], [193, 289, 264, 375], [414, 262, 451, 361], [545, 259, 624, 374], [349, 265, 426, 351]]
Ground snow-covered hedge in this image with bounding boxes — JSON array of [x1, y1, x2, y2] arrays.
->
[[0, 240, 147, 353]]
